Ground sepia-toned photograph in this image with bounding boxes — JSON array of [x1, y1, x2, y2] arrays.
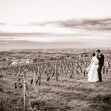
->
[[0, 0, 111, 111]]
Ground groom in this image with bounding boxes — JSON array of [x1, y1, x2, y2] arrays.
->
[[97, 49, 104, 82]]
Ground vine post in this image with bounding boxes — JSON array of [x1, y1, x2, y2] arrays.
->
[[23, 71, 27, 111], [55, 62, 58, 81], [33, 66, 39, 98]]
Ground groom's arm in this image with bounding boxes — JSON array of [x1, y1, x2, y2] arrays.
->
[[102, 54, 104, 65], [101, 54, 104, 66]]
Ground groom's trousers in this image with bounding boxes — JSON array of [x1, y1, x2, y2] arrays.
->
[[98, 65, 103, 82]]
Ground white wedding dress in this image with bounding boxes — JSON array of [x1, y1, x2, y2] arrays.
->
[[88, 56, 99, 82]]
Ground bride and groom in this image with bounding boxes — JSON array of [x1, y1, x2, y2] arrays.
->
[[86, 49, 104, 82]]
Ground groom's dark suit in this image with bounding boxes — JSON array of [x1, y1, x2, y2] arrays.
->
[[97, 53, 104, 82]]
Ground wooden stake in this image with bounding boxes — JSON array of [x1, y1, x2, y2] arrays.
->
[[23, 71, 27, 111], [33, 66, 39, 97], [55, 62, 58, 81]]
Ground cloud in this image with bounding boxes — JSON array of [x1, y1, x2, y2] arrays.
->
[[0, 22, 6, 26], [54, 18, 111, 31], [13, 18, 111, 32], [0, 18, 111, 47], [1, 18, 111, 34]]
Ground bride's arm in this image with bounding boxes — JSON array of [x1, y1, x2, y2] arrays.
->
[[89, 58, 94, 67], [86, 58, 93, 72], [87, 58, 93, 70]]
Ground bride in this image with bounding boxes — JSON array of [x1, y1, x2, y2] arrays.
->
[[86, 52, 99, 82]]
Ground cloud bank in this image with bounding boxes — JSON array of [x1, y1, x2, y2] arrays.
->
[[0, 18, 111, 48]]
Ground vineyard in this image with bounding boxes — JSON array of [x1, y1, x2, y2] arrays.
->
[[0, 55, 111, 111]]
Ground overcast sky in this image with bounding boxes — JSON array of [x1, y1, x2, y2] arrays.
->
[[0, 0, 111, 23], [0, 0, 111, 49]]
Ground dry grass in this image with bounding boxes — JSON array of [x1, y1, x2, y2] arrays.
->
[[0, 70, 111, 111]]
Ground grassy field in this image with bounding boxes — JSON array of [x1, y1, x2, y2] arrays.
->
[[0, 70, 111, 111]]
